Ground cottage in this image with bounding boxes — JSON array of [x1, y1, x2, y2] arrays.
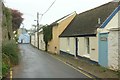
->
[[98, 3, 120, 70], [47, 12, 77, 54], [59, 2, 118, 63]]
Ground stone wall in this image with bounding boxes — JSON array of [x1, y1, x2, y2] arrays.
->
[[0, 0, 2, 78]]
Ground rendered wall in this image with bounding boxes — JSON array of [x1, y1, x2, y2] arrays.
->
[[34, 32, 38, 48], [39, 32, 45, 50], [98, 10, 119, 70], [78, 37, 85, 56], [108, 29, 119, 70], [89, 36, 98, 62], [48, 12, 76, 54], [60, 37, 75, 56], [78, 37, 98, 62], [60, 36, 98, 62], [31, 35, 35, 46]]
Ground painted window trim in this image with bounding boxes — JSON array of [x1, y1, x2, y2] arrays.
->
[[100, 5, 120, 28]]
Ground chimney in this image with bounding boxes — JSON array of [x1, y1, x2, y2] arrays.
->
[[98, 18, 101, 24]]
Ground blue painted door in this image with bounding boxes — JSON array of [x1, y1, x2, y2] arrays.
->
[[98, 33, 108, 67]]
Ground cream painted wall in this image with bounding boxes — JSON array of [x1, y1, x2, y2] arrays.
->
[[104, 10, 119, 30], [60, 36, 98, 62], [35, 32, 38, 48], [48, 26, 58, 53], [89, 36, 98, 62], [48, 12, 77, 54], [39, 32, 45, 50], [31, 32, 38, 48], [60, 38, 68, 52], [78, 37, 85, 56], [69, 38, 76, 55], [60, 37, 76, 56], [31, 35, 35, 46], [78, 37, 98, 62]]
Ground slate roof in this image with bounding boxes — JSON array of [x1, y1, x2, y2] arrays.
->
[[49, 12, 76, 27], [60, 2, 119, 37]]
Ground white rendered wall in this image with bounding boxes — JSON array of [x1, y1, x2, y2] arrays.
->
[[60, 37, 75, 56], [108, 30, 119, 70], [78, 37, 85, 56], [97, 10, 120, 70], [89, 36, 98, 62], [104, 11, 119, 30], [69, 38, 75, 55], [39, 33, 45, 50], [35, 32, 38, 48], [60, 38, 68, 52], [31, 35, 35, 46], [78, 37, 98, 62]]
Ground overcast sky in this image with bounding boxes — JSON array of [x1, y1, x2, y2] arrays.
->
[[4, 0, 113, 29]]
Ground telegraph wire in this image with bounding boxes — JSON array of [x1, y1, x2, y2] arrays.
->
[[39, 0, 56, 22], [42, 0, 56, 15]]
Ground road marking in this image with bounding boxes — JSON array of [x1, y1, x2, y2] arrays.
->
[[10, 68, 12, 80], [50, 55, 94, 79]]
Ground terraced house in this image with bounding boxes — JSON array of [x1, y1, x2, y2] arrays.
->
[[30, 12, 77, 53], [30, 1, 119, 71], [59, 1, 119, 70], [97, 2, 120, 70], [47, 12, 76, 54]]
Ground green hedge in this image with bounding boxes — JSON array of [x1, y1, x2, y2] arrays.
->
[[2, 53, 10, 76], [2, 40, 19, 65], [2, 40, 20, 76]]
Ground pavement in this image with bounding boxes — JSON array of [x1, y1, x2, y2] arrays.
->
[[51, 51, 119, 79], [10, 44, 92, 78]]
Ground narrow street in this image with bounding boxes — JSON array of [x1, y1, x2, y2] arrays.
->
[[12, 44, 88, 78]]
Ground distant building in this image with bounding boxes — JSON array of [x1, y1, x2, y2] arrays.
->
[[18, 28, 30, 43]]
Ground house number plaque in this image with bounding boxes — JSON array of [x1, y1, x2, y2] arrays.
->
[[100, 37, 107, 41]]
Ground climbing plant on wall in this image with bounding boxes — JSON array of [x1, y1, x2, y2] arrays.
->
[[2, 6, 13, 41], [43, 25, 53, 51]]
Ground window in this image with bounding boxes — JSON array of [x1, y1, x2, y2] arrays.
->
[[85, 37, 90, 54]]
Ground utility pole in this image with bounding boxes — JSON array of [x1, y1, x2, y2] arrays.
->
[[35, 0, 56, 49], [37, 12, 39, 49]]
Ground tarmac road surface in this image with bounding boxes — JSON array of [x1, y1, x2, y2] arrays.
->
[[12, 44, 89, 78]]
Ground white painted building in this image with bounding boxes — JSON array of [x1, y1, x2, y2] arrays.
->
[[38, 29, 45, 51], [30, 34, 35, 46], [98, 5, 120, 70], [18, 28, 30, 43], [60, 2, 118, 64]]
